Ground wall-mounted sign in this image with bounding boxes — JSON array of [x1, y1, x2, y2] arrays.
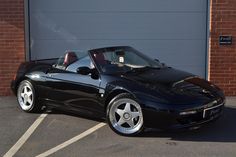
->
[[219, 35, 232, 45]]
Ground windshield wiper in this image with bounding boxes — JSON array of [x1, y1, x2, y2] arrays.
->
[[125, 66, 160, 74]]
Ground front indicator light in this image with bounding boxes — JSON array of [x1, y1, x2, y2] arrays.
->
[[180, 110, 197, 115]]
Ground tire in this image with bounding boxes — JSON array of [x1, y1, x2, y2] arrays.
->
[[17, 80, 41, 113], [107, 93, 144, 136]]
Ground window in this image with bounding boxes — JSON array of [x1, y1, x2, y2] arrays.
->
[[91, 47, 161, 74], [54, 51, 91, 72], [66, 55, 94, 73]]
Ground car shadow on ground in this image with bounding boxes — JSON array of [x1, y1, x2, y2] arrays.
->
[[140, 106, 236, 142], [44, 106, 236, 142]]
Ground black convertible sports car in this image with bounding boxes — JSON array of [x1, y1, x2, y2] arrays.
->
[[11, 46, 225, 136]]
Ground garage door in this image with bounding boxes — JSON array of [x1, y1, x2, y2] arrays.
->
[[29, 0, 208, 77]]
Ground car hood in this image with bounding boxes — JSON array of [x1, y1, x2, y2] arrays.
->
[[121, 67, 223, 105], [122, 67, 194, 86]]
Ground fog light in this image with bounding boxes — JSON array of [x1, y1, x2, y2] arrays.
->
[[180, 110, 197, 115]]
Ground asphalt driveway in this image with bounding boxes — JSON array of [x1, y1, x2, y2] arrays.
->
[[0, 97, 236, 157]]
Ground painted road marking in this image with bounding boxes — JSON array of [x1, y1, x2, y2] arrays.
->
[[35, 122, 106, 157], [3, 114, 48, 157]]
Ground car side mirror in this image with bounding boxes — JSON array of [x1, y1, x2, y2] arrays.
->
[[76, 66, 91, 75]]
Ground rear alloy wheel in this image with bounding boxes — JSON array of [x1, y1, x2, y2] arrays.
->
[[17, 80, 40, 112], [107, 93, 144, 136]]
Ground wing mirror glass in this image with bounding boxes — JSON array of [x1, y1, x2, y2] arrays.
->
[[77, 66, 91, 75]]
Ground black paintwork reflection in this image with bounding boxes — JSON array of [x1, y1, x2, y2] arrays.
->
[[44, 67, 104, 116]]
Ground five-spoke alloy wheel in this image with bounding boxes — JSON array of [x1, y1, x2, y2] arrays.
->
[[107, 93, 144, 136], [17, 80, 40, 112]]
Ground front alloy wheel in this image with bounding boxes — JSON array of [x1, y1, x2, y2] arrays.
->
[[107, 93, 144, 136]]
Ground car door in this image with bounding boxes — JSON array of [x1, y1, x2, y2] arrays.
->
[[45, 53, 104, 117]]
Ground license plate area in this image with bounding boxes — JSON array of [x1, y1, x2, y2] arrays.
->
[[203, 104, 223, 119]]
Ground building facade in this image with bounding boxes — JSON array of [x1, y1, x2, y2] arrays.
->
[[0, 0, 235, 96]]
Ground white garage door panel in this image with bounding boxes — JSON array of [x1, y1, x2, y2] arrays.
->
[[29, 0, 208, 77], [30, 13, 206, 40], [30, 0, 206, 12], [31, 39, 205, 76]]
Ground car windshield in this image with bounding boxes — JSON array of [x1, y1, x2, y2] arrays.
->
[[90, 46, 162, 74]]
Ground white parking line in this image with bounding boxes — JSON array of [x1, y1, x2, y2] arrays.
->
[[3, 114, 48, 157], [35, 122, 106, 157]]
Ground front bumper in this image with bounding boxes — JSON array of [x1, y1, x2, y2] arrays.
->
[[142, 98, 225, 130]]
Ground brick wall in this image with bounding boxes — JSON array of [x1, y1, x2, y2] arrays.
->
[[209, 0, 236, 95], [0, 0, 25, 96]]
